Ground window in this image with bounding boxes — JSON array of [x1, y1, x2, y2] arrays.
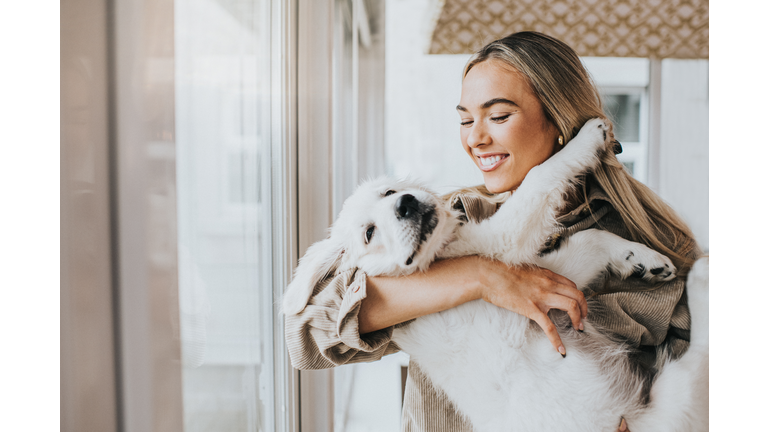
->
[[174, 0, 277, 430], [582, 57, 651, 184], [64, 0, 298, 430]]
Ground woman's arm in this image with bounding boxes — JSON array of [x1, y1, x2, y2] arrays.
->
[[284, 269, 401, 370], [360, 255, 588, 356]]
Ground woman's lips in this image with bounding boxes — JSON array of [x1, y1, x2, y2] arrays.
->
[[476, 154, 509, 172]]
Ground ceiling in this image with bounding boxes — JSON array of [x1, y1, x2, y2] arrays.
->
[[427, 0, 708, 58]]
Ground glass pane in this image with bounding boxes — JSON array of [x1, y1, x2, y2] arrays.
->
[[175, 0, 274, 431], [603, 93, 641, 143]]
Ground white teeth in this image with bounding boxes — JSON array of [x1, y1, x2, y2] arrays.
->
[[480, 155, 502, 166]]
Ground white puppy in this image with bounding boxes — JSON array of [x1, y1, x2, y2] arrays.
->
[[283, 119, 708, 432]]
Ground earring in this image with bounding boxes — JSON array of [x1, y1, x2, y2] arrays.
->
[[558, 135, 564, 145]]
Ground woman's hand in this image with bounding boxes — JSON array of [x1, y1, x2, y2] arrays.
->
[[474, 257, 587, 356], [361, 255, 587, 356]]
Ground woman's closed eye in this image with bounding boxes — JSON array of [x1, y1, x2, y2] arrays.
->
[[461, 114, 510, 126]]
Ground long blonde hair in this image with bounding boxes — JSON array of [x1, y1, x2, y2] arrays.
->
[[458, 31, 699, 274]]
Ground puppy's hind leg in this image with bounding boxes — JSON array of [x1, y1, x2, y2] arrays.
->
[[598, 232, 677, 284], [622, 258, 709, 432], [535, 229, 676, 288]]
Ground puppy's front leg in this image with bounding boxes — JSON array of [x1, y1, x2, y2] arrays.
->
[[487, 118, 611, 262], [443, 119, 612, 264]]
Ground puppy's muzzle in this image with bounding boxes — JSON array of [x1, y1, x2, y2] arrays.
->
[[396, 194, 420, 220]]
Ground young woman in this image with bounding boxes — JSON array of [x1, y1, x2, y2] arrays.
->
[[285, 32, 700, 432]]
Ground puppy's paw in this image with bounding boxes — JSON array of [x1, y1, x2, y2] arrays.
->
[[558, 118, 609, 171], [610, 243, 676, 283], [575, 118, 609, 151]]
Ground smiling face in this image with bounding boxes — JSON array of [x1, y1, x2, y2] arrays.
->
[[457, 59, 560, 193]]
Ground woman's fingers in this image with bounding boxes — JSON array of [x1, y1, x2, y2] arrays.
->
[[479, 262, 589, 356], [530, 310, 566, 357], [545, 294, 584, 333], [540, 268, 576, 289], [618, 417, 629, 431], [538, 268, 588, 324], [526, 271, 585, 354], [552, 282, 588, 321]]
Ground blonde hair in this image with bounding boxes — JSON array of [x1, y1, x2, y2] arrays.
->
[[456, 32, 699, 275]]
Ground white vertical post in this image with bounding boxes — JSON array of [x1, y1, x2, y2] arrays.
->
[[658, 59, 710, 251], [647, 58, 663, 192]]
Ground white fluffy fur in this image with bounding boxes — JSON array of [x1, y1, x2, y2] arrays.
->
[[283, 119, 709, 431]]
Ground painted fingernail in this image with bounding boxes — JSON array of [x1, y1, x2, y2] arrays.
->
[[578, 323, 584, 332], [558, 346, 566, 358], [618, 418, 627, 431]]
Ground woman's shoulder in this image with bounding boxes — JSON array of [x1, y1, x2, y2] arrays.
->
[[442, 185, 507, 223]]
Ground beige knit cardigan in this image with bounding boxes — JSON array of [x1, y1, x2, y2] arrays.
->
[[284, 178, 692, 431]]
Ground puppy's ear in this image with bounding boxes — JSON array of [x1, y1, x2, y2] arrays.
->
[[282, 238, 346, 315]]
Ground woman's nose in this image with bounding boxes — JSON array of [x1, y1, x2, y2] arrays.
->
[[466, 122, 490, 148]]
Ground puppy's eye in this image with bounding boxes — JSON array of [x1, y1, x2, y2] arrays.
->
[[384, 190, 396, 197], [365, 226, 375, 244]]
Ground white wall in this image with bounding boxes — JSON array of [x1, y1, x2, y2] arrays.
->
[[385, 0, 480, 194], [659, 60, 709, 251]]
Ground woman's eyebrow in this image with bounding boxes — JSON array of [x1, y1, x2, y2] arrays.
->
[[481, 98, 517, 109], [456, 98, 517, 112]]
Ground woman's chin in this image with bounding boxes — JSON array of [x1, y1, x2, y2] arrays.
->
[[482, 176, 518, 194]]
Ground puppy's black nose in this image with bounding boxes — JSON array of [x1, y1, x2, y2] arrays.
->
[[396, 194, 419, 219]]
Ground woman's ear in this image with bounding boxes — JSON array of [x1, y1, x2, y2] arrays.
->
[[281, 237, 346, 315]]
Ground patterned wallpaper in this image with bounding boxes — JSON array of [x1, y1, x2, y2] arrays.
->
[[427, 0, 708, 58]]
